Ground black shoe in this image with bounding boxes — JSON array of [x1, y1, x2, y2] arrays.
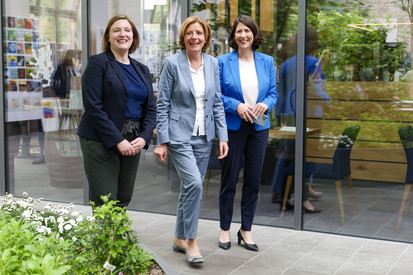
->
[[31, 157, 45, 164], [303, 206, 322, 213], [237, 230, 258, 252], [285, 201, 294, 210], [218, 241, 231, 250]]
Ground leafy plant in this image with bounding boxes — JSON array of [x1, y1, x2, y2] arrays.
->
[[0, 193, 156, 275], [0, 215, 71, 275], [71, 196, 155, 274]]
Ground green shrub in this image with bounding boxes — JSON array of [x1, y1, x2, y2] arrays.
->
[[0, 194, 155, 275]]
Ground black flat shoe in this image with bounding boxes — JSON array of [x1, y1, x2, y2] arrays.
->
[[218, 241, 231, 250], [237, 230, 258, 252], [303, 207, 322, 213], [285, 201, 294, 210]]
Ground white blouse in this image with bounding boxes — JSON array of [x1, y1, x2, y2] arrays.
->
[[239, 60, 259, 108], [188, 55, 206, 136]]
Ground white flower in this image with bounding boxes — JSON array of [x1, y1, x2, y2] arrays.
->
[[37, 226, 51, 235], [64, 224, 72, 231], [57, 217, 65, 224], [72, 236, 77, 242], [68, 219, 76, 226], [59, 208, 69, 215], [76, 216, 83, 222], [22, 192, 28, 197], [22, 210, 32, 218], [71, 211, 80, 217]]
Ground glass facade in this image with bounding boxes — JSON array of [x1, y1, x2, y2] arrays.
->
[[1, 0, 413, 243]]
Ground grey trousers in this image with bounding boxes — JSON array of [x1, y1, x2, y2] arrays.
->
[[79, 137, 141, 207], [168, 136, 212, 240]]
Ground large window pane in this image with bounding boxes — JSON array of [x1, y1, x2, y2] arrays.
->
[[3, 0, 83, 202], [305, 0, 413, 242]]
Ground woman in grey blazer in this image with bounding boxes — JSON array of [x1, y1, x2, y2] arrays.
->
[[154, 16, 228, 265]]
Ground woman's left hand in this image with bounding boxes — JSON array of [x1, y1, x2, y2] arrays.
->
[[252, 103, 269, 118], [218, 141, 229, 159], [131, 137, 146, 154]]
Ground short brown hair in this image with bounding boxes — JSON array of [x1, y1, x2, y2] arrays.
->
[[229, 15, 264, 51], [101, 15, 140, 54], [178, 16, 212, 52]]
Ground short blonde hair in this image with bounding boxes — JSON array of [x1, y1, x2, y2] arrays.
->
[[178, 16, 212, 52], [101, 15, 140, 54]]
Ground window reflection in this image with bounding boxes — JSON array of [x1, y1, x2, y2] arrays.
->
[[3, 0, 83, 202]]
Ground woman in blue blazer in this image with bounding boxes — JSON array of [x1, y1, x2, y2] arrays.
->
[[218, 15, 278, 252], [77, 15, 156, 208], [154, 16, 228, 265]]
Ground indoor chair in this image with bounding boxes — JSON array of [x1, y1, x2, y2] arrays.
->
[[281, 124, 361, 226]]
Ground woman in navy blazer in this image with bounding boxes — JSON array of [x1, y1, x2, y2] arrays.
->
[[218, 15, 278, 252], [154, 16, 228, 264], [77, 15, 156, 208]]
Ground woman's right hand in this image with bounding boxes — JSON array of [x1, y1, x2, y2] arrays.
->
[[236, 103, 256, 123], [116, 139, 135, 156], [154, 144, 168, 162]]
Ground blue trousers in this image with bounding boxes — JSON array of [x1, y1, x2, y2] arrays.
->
[[168, 136, 212, 239], [219, 121, 268, 231]]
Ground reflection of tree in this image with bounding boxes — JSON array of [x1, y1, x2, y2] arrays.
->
[[309, 8, 407, 81], [395, 0, 413, 69], [191, 0, 372, 65]]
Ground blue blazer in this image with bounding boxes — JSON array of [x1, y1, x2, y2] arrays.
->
[[77, 50, 156, 149], [156, 50, 228, 144], [218, 50, 278, 131]]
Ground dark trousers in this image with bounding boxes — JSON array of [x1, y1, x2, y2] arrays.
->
[[79, 137, 141, 207], [219, 121, 268, 231]]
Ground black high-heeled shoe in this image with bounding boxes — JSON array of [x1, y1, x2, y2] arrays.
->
[[218, 241, 231, 250], [237, 230, 259, 251]]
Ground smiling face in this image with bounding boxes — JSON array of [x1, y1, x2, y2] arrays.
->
[[234, 22, 254, 51], [183, 22, 206, 55], [108, 19, 133, 55]]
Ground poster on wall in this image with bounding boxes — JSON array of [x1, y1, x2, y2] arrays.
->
[[3, 15, 53, 122]]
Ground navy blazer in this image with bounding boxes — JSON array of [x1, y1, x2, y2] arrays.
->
[[156, 50, 228, 145], [218, 50, 278, 131], [77, 51, 156, 149]]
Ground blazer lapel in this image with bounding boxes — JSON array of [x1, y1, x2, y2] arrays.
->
[[254, 51, 266, 100], [178, 50, 196, 97], [229, 51, 243, 99], [131, 60, 152, 97], [203, 53, 212, 101], [106, 51, 127, 95]]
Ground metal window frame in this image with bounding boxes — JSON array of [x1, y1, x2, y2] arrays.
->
[[82, 0, 90, 205], [0, 1, 5, 195], [294, 0, 307, 230]]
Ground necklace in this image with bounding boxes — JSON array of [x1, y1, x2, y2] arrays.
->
[[189, 56, 202, 69], [191, 62, 201, 69]]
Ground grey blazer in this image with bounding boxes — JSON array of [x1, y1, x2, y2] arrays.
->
[[156, 50, 228, 145]]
